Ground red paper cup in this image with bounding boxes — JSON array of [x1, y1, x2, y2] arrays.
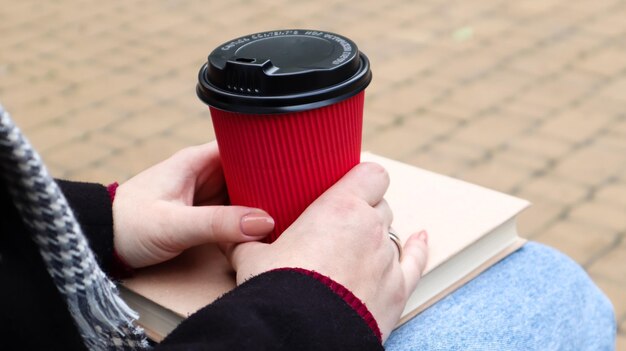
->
[[197, 30, 371, 241], [210, 92, 364, 241]]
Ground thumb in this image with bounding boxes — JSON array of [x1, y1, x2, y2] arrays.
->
[[400, 230, 429, 298], [163, 205, 275, 250], [229, 240, 269, 276]]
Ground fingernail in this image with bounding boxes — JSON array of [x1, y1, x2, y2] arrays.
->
[[241, 213, 275, 236], [417, 230, 428, 244]]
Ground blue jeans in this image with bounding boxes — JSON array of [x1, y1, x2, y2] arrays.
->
[[385, 242, 616, 350]]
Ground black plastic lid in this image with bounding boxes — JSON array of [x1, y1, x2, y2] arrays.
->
[[197, 29, 372, 114]]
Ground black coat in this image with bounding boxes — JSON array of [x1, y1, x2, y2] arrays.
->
[[0, 180, 383, 350]]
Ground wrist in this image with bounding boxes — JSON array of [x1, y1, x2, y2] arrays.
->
[[107, 182, 135, 279]]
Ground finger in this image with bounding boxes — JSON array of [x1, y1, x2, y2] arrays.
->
[[374, 199, 393, 231], [193, 191, 230, 206], [323, 162, 390, 206], [194, 168, 227, 204], [169, 142, 220, 175], [172, 142, 225, 188], [229, 241, 268, 272], [374, 199, 398, 264], [164, 205, 274, 250], [217, 242, 233, 257], [161, 142, 227, 202], [374, 199, 397, 262], [400, 230, 429, 298]]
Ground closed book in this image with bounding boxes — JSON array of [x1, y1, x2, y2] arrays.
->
[[120, 152, 529, 341]]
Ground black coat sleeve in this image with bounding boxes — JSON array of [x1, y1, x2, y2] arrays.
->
[[55, 181, 384, 350], [56, 180, 116, 274], [1, 179, 384, 351], [159, 269, 384, 351]]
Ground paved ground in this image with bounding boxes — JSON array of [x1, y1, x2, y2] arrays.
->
[[1, 0, 625, 346]]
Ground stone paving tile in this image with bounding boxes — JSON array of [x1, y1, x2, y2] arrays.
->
[[443, 85, 521, 118], [363, 123, 432, 159], [568, 200, 626, 232], [425, 140, 486, 165], [45, 140, 112, 173], [404, 151, 468, 177], [430, 52, 499, 83], [59, 106, 128, 134], [576, 46, 626, 76], [372, 49, 447, 85], [404, 114, 460, 140], [2, 0, 626, 339], [499, 98, 553, 121], [110, 104, 188, 140], [66, 164, 126, 185], [534, 221, 618, 267], [3, 100, 67, 131], [458, 160, 533, 194], [552, 141, 626, 186], [582, 10, 626, 36], [617, 334, 625, 351], [102, 91, 158, 115], [490, 148, 551, 173], [169, 117, 216, 146], [595, 182, 626, 209], [366, 82, 444, 117], [589, 239, 626, 284], [86, 131, 136, 151], [517, 201, 565, 237], [403, 139, 486, 175], [507, 132, 573, 159], [24, 124, 86, 153], [516, 175, 589, 206], [601, 78, 626, 103], [538, 109, 618, 143], [422, 101, 477, 122], [613, 119, 626, 137], [577, 93, 626, 116], [507, 35, 594, 77], [365, 106, 401, 129], [451, 113, 534, 149], [362, 118, 389, 141], [516, 71, 604, 110], [103, 136, 188, 178]]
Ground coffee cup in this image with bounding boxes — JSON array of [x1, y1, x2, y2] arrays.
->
[[197, 29, 372, 242]]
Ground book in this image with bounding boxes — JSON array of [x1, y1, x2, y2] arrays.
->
[[119, 152, 530, 341]]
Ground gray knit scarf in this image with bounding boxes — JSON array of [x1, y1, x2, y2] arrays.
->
[[0, 104, 148, 350]]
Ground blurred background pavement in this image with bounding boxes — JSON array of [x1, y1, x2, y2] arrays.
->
[[0, 0, 624, 346]]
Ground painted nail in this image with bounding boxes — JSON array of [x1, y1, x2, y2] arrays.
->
[[240, 213, 275, 236], [417, 230, 428, 244]]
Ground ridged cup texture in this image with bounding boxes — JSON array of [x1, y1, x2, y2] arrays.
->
[[209, 92, 364, 242]]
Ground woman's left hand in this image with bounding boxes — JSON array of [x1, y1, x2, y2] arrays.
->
[[112, 142, 275, 268]]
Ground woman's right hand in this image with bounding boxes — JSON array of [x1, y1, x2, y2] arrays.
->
[[229, 162, 429, 342]]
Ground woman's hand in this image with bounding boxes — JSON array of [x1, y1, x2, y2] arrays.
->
[[112, 142, 275, 268], [229, 162, 429, 341]]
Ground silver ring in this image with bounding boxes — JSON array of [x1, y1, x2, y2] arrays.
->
[[388, 228, 403, 261]]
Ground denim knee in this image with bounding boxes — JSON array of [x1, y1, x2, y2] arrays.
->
[[385, 241, 617, 351]]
